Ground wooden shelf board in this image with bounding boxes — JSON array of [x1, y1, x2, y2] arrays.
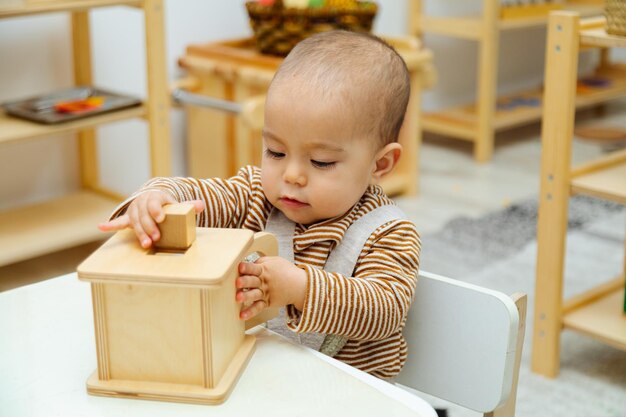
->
[[421, 113, 476, 141], [0, 0, 141, 18], [419, 4, 602, 36], [581, 28, 626, 49], [498, 4, 602, 30], [576, 65, 626, 107], [422, 90, 543, 138], [563, 288, 626, 351], [419, 16, 482, 40], [0, 105, 146, 146], [422, 68, 626, 140], [570, 163, 626, 204], [0, 191, 118, 267]]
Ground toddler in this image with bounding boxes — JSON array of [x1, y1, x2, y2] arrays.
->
[[100, 30, 420, 379]]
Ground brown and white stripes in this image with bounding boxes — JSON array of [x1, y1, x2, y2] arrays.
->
[[112, 166, 421, 379]]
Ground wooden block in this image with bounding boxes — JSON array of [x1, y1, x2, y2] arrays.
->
[[154, 203, 196, 251], [77, 226, 279, 405]]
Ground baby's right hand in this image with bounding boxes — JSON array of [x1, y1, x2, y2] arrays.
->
[[98, 191, 204, 249]]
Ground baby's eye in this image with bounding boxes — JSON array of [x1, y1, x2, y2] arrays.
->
[[264, 149, 285, 159], [311, 160, 336, 169]]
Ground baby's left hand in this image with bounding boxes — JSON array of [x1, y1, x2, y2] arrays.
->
[[236, 256, 307, 320]]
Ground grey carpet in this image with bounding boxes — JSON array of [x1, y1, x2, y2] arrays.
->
[[413, 196, 626, 417]]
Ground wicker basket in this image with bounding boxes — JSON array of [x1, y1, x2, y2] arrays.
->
[[245, 1, 378, 56], [605, 0, 626, 36]]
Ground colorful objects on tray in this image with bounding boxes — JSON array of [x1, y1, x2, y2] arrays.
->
[[257, 0, 359, 8], [2, 86, 141, 124], [246, 0, 377, 56], [496, 95, 540, 111], [54, 96, 105, 114], [577, 76, 612, 93]]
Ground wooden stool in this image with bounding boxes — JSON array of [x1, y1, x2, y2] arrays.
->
[[77, 203, 278, 404]]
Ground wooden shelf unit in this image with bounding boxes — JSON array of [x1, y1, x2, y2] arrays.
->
[[532, 12, 626, 378], [0, 0, 171, 267], [408, 0, 605, 162], [421, 64, 626, 141]]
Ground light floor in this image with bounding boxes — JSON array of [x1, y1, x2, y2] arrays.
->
[[1, 102, 624, 292]]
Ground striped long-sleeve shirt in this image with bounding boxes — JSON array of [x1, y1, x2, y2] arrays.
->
[[112, 166, 421, 378]]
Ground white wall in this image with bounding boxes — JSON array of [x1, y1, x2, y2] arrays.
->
[[0, 0, 621, 210]]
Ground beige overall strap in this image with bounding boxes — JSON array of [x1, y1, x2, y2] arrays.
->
[[320, 204, 407, 356], [263, 205, 407, 356], [324, 205, 407, 277], [264, 208, 295, 261]]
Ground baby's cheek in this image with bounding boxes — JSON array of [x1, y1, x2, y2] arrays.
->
[[261, 177, 279, 204], [315, 183, 350, 214]]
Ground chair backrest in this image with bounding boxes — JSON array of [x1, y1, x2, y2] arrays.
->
[[395, 271, 527, 417]]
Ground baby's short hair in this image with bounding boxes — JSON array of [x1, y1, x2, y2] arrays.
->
[[269, 30, 410, 147]]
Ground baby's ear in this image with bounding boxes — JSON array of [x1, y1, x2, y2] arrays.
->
[[372, 142, 402, 181]]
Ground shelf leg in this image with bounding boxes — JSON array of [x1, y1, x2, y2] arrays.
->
[[233, 83, 265, 177], [598, 47, 611, 70], [394, 66, 422, 196], [531, 12, 580, 379], [144, 0, 172, 177], [593, 49, 612, 117], [72, 11, 99, 190], [407, 0, 422, 39], [474, 0, 499, 163], [186, 73, 231, 179]]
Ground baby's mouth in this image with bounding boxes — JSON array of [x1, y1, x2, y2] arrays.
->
[[280, 196, 309, 208]]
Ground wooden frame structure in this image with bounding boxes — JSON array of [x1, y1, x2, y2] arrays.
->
[[0, 0, 171, 267], [531, 12, 626, 378], [177, 36, 434, 196], [407, 0, 624, 162]]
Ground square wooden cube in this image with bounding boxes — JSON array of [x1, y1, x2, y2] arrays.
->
[[154, 203, 196, 251]]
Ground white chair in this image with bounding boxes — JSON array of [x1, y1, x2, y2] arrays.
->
[[396, 271, 527, 417]]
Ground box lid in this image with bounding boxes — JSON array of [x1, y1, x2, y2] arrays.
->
[[77, 228, 255, 288]]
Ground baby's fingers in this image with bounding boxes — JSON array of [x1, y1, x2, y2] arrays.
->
[[236, 288, 264, 304], [146, 192, 177, 223], [190, 199, 206, 214], [238, 261, 263, 276], [236, 275, 262, 290], [239, 300, 267, 321], [127, 205, 154, 248], [98, 215, 130, 232]]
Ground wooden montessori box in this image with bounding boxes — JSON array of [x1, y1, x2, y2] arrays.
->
[[77, 203, 277, 404]]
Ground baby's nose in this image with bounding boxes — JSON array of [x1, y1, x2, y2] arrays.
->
[[284, 163, 307, 186]]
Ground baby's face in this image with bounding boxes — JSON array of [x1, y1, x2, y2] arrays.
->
[[261, 83, 379, 225]]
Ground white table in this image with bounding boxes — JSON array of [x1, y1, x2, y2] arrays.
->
[[0, 273, 436, 417]]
